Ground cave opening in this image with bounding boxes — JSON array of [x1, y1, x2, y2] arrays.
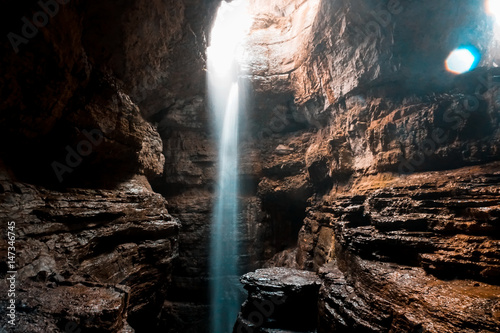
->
[[2, 0, 500, 332]]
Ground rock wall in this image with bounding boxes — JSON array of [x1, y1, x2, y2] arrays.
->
[[241, 0, 500, 332], [0, 0, 218, 331], [0, 174, 178, 332]]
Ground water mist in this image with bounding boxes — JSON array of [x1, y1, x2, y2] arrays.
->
[[207, 1, 252, 332]]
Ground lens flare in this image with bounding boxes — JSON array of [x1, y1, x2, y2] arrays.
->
[[487, 0, 500, 21], [445, 47, 481, 74]]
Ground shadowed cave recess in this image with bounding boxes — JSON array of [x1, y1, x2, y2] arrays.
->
[[1, 0, 500, 332]]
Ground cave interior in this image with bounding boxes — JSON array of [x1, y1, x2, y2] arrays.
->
[[1, 0, 500, 332]]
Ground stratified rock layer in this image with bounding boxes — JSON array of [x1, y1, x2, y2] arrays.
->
[[0, 174, 178, 332], [240, 0, 500, 331], [0, 0, 217, 331], [319, 256, 500, 333], [298, 163, 500, 333]]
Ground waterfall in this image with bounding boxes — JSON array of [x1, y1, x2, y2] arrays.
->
[[207, 1, 251, 332]]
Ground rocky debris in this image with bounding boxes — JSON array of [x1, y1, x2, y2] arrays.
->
[[275, 145, 295, 156], [0, 173, 179, 332], [318, 255, 500, 333], [0, 280, 131, 333], [235, 268, 321, 333]]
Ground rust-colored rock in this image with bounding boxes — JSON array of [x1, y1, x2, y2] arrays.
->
[[0, 173, 178, 331]]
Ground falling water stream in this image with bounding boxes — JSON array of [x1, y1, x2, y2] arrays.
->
[[207, 1, 252, 332]]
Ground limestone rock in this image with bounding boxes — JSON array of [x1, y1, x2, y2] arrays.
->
[[0, 174, 178, 331], [235, 268, 321, 332]]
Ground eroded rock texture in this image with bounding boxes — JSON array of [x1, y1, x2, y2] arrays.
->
[[0, 0, 216, 331], [239, 0, 500, 332], [309, 164, 500, 332], [235, 267, 321, 333], [0, 174, 178, 332]]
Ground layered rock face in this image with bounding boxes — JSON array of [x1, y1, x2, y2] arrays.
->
[[0, 0, 216, 331], [240, 0, 500, 332], [0, 174, 178, 332], [312, 164, 500, 332]]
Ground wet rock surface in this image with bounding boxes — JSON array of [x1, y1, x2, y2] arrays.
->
[[296, 163, 500, 332], [235, 268, 321, 333], [0, 280, 131, 333], [318, 255, 500, 333], [0, 174, 179, 332]]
